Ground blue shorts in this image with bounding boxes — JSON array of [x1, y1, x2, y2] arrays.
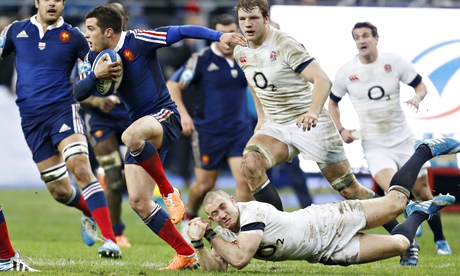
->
[[84, 110, 131, 148], [22, 103, 86, 163], [192, 125, 252, 170], [124, 109, 182, 165]]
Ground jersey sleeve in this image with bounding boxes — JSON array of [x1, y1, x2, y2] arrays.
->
[[330, 65, 348, 99], [74, 28, 90, 60], [395, 54, 419, 85], [133, 25, 221, 54], [74, 53, 99, 101], [0, 21, 16, 60], [279, 36, 313, 73]]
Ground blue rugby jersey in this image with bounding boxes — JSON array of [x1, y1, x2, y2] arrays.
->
[[0, 16, 89, 118], [76, 26, 224, 122], [170, 45, 250, 134]]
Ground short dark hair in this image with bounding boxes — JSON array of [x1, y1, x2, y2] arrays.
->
[[212, 14, 237, 30], [352, 22, 378, 37], [235, 0, 269, 19], [86, 4, 123, 34]]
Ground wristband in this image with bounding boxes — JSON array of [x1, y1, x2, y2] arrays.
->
[[414, 94, 422, 102], [204, 229, 217, 242], [191, 239, 204, 250], [339, 127, 345, 134]]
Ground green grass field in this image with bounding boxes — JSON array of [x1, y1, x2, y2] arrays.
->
[[0, 189, 459, 275]]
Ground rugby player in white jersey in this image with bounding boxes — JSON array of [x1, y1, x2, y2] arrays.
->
[[233, 0, 375, 210], [185, 138, 459, 271], [328, 22, 451, 264]]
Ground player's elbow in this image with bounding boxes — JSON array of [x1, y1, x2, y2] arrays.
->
[[230, 258, 251, 270]]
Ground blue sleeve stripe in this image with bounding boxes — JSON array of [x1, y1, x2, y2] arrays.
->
[[241, 222, 265, 232], [329, 91, 342, 102], [295, 58, 314, 74], [408, 74, 422, 88]]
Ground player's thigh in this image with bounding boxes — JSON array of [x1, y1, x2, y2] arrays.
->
[[227, 156, 246, 184], [122, 115, 163, 148]]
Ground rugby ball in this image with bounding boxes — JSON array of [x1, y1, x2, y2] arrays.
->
[[91, 49, 123, 96]]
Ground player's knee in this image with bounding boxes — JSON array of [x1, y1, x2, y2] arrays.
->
[[241, 144, 273, 178], [393, 235, 411, 254], [96, 151, 123, 190], [40, 162, 68, 184], [45, 180, 71, 203], [121, 128, 142, 149]]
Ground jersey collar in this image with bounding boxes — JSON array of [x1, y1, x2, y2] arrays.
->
[[31, 15, 64, 38], [114, 31, 127, 52]]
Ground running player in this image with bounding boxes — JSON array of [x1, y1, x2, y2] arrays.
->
[[233, 0, 374, 210], [78, 0, 132, 248], [74, 4, 247, 270], [328, 21, 451, 264], [0, 0, 120, 258]]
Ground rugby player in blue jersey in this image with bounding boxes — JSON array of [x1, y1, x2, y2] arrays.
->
[[0, 0, 120, 258], [166, 14, 253, 242], [78, 0, 132, 249], [74, 4, 247, 270]]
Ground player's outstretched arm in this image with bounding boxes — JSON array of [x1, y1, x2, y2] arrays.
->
[[166, 25, 247, 49]]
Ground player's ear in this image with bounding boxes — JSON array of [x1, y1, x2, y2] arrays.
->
[[105, 28, 114, 38]]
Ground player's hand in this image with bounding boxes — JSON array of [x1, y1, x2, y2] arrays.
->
[[188, 217, 211, 240], [219, 32, 247, 50], [296, 111, 318, 131], [181, 113, 195, 136], [404, 96, 421, 112], [98, 95, 121, 113], [94, 56, 123, 81], [339, 128, 357, 144]]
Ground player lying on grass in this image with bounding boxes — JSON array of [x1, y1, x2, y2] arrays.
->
[[187, 138, 459, 271]]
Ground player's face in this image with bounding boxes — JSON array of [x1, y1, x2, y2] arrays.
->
[[205, 195, 240, 232], [85, 18, 109, 53], [214, 23, 239, 57], [237, 7, 269, 47], [353, 27, 379, 61], [35, 0, 65, 26]]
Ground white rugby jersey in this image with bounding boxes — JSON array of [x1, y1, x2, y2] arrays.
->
[[234, 27, 315, 124], [215, 201, 318, 261], [331, 52, 417, 146]]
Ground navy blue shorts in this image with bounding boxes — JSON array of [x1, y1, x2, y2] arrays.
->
[[22, 103, 85, 163], [84, 111, 131, 148], [192, 125, 252, 170], [124, 109, 182, 165]]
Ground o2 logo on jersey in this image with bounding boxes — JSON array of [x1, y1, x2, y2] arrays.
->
[[411, 40, 460, 120]]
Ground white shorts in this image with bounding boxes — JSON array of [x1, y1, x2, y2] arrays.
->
[[305, 200, 366, 265], [256, 109, 347, 169], [362, 137, 429, 179]]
